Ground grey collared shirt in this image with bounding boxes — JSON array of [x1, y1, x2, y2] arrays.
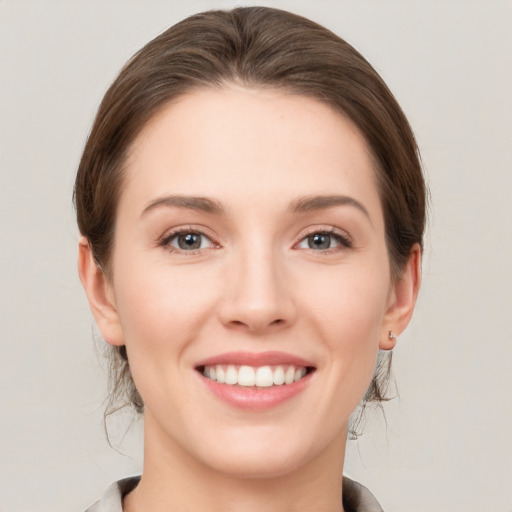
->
[[86, 475, 384, 512]]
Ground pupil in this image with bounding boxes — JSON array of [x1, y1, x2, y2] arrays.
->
[[309, 233, 330, 249], [179, 233, 201, 250]]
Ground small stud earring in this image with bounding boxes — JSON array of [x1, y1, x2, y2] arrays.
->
[[388, 330, 397, 340]]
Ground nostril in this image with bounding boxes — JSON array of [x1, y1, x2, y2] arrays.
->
[[227, 318, 285, 330]]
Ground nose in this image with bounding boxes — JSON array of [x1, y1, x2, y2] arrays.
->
[[218, 245, 296, 334]]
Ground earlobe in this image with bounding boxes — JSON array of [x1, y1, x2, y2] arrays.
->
[[379, 244, 422, 350], [77, 236, 125, 346]]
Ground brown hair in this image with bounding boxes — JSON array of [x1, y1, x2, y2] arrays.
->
[[74, 6, 426, 434]]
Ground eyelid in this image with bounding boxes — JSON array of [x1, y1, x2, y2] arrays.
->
[[294, 226, 353, 250], [157, 224, 352, 254], [159, 225, 220, 253]]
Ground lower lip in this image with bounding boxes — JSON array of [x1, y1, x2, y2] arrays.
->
[[199, 373, 313, 411]]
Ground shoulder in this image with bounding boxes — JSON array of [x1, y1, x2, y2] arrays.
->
[[85, 475, 383, 512], [84, 476, 141, 512], [343, 476, 385, 512]]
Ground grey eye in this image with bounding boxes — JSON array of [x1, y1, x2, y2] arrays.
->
[[296, 231, 350, 251], [170, 232, 211, 251], [307, 233, 332, 250]]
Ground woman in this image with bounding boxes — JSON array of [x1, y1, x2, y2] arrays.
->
[[76, 6, 425, 512]]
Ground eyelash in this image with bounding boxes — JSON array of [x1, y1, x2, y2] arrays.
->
[[295, 228, 353, 252], [160, 226, 218, 254], [159, 227, 352, 254]]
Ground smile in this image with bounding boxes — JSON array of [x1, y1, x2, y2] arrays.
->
[[202, 364, 309, 387], [195, 351, 316, 410]]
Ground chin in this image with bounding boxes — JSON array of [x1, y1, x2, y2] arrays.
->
[[204, 445, 309, 480], [191, 424, 342, 480]]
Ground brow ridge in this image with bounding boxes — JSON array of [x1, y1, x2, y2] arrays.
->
[[288, 194, 370, 219], [141, 193, 370, 221], [141, 195, 225, 217]]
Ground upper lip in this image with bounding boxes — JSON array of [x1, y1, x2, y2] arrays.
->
[[195, 351, 315, 368]]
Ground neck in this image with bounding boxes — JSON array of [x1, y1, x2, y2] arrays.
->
[[123, 415, 348, 512]]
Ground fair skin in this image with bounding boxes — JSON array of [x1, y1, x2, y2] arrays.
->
[[79, 86, 421, 512]]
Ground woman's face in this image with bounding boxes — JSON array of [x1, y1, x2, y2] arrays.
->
[[86, 86, 415, 478]]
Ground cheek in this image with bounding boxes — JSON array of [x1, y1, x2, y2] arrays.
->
[[110, 260, 223, 420], [110, 252, 221, 374], [304, 263, 390, 391], [114, 262, 218, 339], [304, 258, 390, 336]]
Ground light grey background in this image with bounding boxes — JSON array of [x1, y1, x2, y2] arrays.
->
[[1, 1, 511, 511]]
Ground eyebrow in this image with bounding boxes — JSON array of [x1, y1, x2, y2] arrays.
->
[[288, 194, 371, 220], [141, 195, 225, 217], [141, 193, 370, 222]]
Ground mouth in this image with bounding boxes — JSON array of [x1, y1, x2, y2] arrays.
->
[[194, 351, 316, 409], [198, 364, 315, 388]]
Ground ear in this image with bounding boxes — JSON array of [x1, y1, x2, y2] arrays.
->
[[77, 236, 125, 346], [379, 243, 422, 350]]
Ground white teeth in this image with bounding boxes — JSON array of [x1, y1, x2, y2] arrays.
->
[[273, 366, 285, 385], [216, 366, 226, 383], [285, 366, 295, 385], [238, 366, 255, 386], [225, 365, 238, 385], [202, 364, 309, 387], [294, 367, 306, 382], [255, 366, 273, 387]]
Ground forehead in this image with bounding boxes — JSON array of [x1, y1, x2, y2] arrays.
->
[[121, 86, 382, 222]]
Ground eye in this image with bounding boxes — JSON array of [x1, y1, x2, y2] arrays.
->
[[296, 231, 351, 251], [164, 230, 215, 252]]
